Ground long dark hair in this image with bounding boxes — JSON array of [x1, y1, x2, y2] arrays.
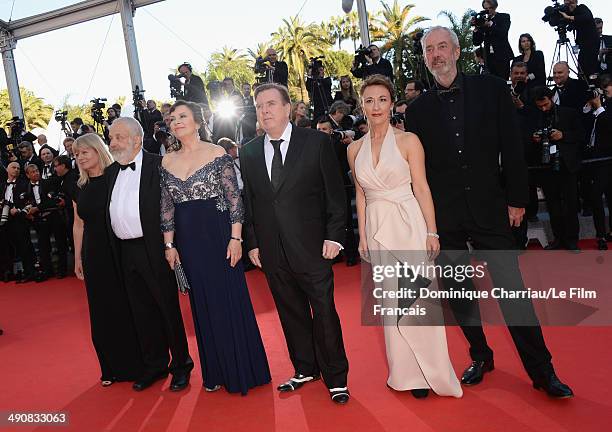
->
[[518, 33, 536, 54], [169, 100, 211, 144]]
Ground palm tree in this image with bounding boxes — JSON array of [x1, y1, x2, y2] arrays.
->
[[205, 46, 255, 87], [271, 16, 332, 101], [438, 10, 477, 74], [344, 11, 361, 51], [0, 88, 53, 130], [370, 0, 429, 94], [320, 15, 347, 50], [247, 43, 270, 63]]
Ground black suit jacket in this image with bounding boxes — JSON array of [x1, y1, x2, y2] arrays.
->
[[183, 74, 208, 105], [473, 13, 514, 62], [590, 110, 612, 158], [105, 151, 175, 285], [272, 61, 289, 87], [19, 156, 44, 179], [513, 50, 546, 86], [570, 4, 599, 48], [554, 78, 590, 113], [1, 178, 28, 208], [240, 126, 346, 273], [602, 35, 612, 70], [405, 74, 527, 232], [24, 179, 59, 211]]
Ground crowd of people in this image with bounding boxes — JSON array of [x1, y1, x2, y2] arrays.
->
[[3, 0, 612, 405]]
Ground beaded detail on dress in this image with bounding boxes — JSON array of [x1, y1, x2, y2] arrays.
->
[[160, 153, 244, 232]]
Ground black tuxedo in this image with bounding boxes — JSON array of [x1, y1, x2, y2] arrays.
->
[[587, 109, 612, 237], [405, 73, 554, 381], [18, 156, 43, 179], [600, 35, 612, 73], [553, 78, 590, 113], [0, 178, 35, 276], [240, 125, 348, 388], [105, 150, 192, 376], [473, 12, 514, 79], [569, 4, 599, 77], [271, 61, 289, 87]]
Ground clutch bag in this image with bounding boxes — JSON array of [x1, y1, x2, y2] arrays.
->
[[174, 262, 191, 295]]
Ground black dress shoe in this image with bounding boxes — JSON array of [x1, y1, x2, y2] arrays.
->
[[330, 388, 350, 404], [461, 360, 494, 385], [544, 240, 562, 250], [170, 372, 191, 392], [16, 273, 35, 284], [533, 371, 574, 398], [597, 238, 608, 251], [564, 244, 581, 253], [605, 233, 612, 242], [133, 371, 169, 391], [411, 388, 430, 398], [277, 373, 320, 392]]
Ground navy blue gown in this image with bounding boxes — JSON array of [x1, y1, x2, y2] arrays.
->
[[160, 153, 271, 395]]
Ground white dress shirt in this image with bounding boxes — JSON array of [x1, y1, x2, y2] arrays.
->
[[264, 122, 343, 249], [233, 157, 243, 190], [110, 150, 144, 239], [31, 183, 41, 204], [4, 181, 15, 202]]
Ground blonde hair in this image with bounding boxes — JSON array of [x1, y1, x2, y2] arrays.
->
[[73, 134, 113, 187]]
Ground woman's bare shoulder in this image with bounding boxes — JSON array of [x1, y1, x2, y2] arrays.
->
[[347, 137, 365, 159]]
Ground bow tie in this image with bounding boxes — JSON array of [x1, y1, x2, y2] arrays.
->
[[31, 182, 39, 187], [6, 181, 16, 185], [119, 162, 136, 171]]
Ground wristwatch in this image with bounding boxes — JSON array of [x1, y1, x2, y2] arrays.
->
[[164, 242, 176, 250]]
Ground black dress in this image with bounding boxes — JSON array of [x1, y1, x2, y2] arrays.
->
[[160, 154, 271, 394], [76, 175, 144, 382]]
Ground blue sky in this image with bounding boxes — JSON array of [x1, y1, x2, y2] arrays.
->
[[1, 0, 611, 110]]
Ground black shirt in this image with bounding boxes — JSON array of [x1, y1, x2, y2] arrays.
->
[[435, 73, 466, 156]]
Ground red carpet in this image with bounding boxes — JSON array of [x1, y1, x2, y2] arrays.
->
[[1, 256, 611, 431]]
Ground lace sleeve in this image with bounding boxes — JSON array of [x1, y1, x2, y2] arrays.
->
[[219, 154, 244, 224], [159, 168, 175, 232]]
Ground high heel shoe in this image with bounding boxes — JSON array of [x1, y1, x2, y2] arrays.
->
[[410, 389, 430, 398], [101, 378, 116, 387], [204, 384, 221, 392]]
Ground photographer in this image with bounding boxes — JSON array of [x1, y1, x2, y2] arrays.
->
[[351, 44, 394, 82], [177, 62, 209, 105], [23, 164, 68, 280], [315, 116, 358, 266], [404, 79, 424, 104], [328, 100, 354, 131], [552, 61, 590, 112], [0, 162, 36, 283], [595, 18, 612, 74], [532, 86, 584, 251], [558, 0, 599, 79], [17, 141, 43, 179], [39, 145, 59, 180], [306, 61, 333, 121], [472, 0, 514, 80], [70, 118, 84, 138], [255, 49, 288, 87], [62, 137, 77, 170], [134, 99, 163, 153], [392, 100, 409, 131], [584, 89, 612, 249], [53, 155, 78, 251]]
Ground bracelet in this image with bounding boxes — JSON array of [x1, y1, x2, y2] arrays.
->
[[164, 242, 176, 250], [427, 232, 440, 239], [230, 237, 243, 243]]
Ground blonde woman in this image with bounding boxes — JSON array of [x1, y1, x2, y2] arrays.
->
[[72, 134, 143, 387]]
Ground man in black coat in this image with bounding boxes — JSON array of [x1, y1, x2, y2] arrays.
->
[[551, 61, 590, 112], [178, 63, 208, 105], [351, 44, 394, 82], [263, 49, 289, 87], [0, 162, 36, 283], [472, 0, 514, 80], [595, 18, 612, 74], [240, 83, 350, 404], [405, 26, 573, 398], [532, 86, 584, 251], [17, 141, 43, 180], [106, 117, 193, 392], [559, 0, 599, 79]]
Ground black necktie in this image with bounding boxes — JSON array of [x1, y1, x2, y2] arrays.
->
[[270, 139, 284, 190], [119, 161, 136, 171]]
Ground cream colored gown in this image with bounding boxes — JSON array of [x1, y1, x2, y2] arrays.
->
[[354, 125, 462, 397]]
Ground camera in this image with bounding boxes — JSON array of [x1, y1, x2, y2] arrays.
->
[[54, 110, 68, 123], [471, 10, 489, 28], [354, 45, 372, 66], [534, 127, 560, 170], [90, 98, 107, 124], [332, 129, 355, 141], [309, 56, 325, 75], [132, 86, 146, 112], [168, 74, 185, 98], [7, 116, 25, 140], [390, 112, 405, 126], [510, 80, 527, 98], [542, 0, 573, 40]]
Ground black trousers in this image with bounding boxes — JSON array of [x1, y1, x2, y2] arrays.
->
[[119, 238, 193, 376], [264, 240, 348, 389], [578, 42, 600, 79], [590, 165, 612, 238], [31, 212, 68, 275], [343, 187, 358, 261], [541, 167, 579, 247], [437, 208, 552, 379], [1, 218, 35, 276]]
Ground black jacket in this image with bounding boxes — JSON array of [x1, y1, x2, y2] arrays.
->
[[352, 57, 394, 82], [473, 12, 514, 62], [271, 61, 289, 87], [19, 156, 44, 179], [553, 78, 590, 113], [532, 105, 584, 173], [601, 35, 612, 70], [513, 50, 546, 86], [588, 109, 612, 158], [183, 74, 208, 105], [405, 73, 527, 232], [240, 126, 346, 273], [570, 4, 599, 49]]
